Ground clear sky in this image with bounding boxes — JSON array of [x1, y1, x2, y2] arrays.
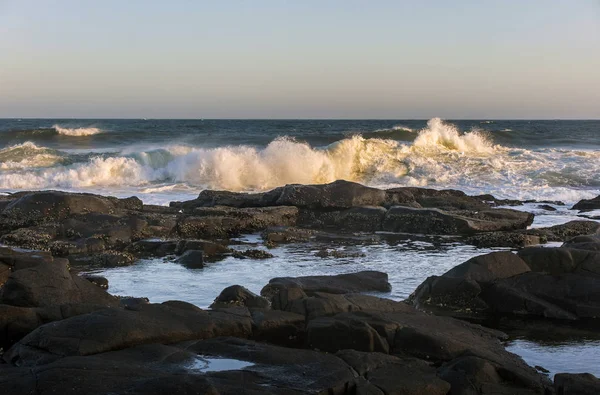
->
[[1, 0, 599, 119]]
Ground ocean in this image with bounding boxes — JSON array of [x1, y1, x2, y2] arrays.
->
[[1, 118, 599, 205], [1, 117, 600, 377]]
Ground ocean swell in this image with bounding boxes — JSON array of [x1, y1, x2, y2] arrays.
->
[[0, 118, 599, 203]]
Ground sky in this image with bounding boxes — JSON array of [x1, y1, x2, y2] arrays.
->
[[0, 0, 599, 119]]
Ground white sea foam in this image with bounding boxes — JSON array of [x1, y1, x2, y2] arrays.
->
[[1, 119, 599, 204], [53, 125, 102, 136]]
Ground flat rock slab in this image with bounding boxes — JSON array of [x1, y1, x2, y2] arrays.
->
[[261, 270, 391, 298]]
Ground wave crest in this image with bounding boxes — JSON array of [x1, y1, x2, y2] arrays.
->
[[53, 125, 101, 136], [0, 142, 65, 169]]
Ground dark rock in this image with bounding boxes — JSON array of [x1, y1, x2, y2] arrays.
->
[[261, 270, 391, 299], [0, 225, 58, 250], [1, 191, 117, 228], [466, 231, 544, 248], [439, 355, 544, 395], [261, 226, 315, 244], [315, 248, 366, 258], [412, 247, 600, 323], [573, 195, 600, 211], [176, 188, 283, 209], [0, 253, 118, 308], [82, 275, 109, 289], [127, 239, 178, 257], [250, 309, 305, 346], [50, 237, 106, 257], [0, 303, 116, 350], [298, 205, 387, 231], [383, 206, 533, 235], [555, 373, 600, 395], [175, 239, 231, 257], [306, 314, 390, 353], [68, 250, 136, 268], [4, 302, 253, 366], [176, 250, 204, 269], [538, 204, 557, 211], [526, 220, 600, 242], [210, 285, 270, 309], [275, 180, 387, 209], [563, 235, 600, 252], [233, 249, 274, 259], [444, 252, 531, 283], [175, 206, 298, 239], [517, 247, 600, 275]]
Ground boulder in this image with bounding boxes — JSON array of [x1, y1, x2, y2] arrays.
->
[[411, 248, 600, 323], [1, 191, 118, 228], [0, 254, 118, 308], [275, 180, 387, 209], [176, 250, 205, 269], [573, 195, 600, 211], [4, 302, 253, 366], [555, 373, 600, 395], [175, 239, 231, 257], [175, 206, 298, 239], [210, 285, 270, 309], [261, 271, 391, 299]]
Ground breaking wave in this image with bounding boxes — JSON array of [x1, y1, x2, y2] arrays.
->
[[53, 125, 102, 136], [0, 118, 599, 202], [0, 142, 65, 170]]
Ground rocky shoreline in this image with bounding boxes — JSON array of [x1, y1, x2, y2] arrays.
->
[[1, 180, 599, 394]]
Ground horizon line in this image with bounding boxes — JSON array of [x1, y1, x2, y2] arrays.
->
[[1, 117, 600, 121]]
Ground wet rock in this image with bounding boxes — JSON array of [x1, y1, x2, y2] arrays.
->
[[233, 249, 274, 259], [466, 231, 544, 248], [298, 205, 387, 231], [4, 302, 253, 366], [554, 373, 600, 395], [382, 206, 533, 235], [0, 225, 58, 251], [127, 239, 178, 257], [175, 187, 283, 209], [261, 270, 391, 299], [210, 285, 270, 309], [573, 195, 600, 211], [411, 248, 600, 323], [82, 275, 109, 290], [68, 250, 136, 268], [517, 247, 600, 275], [315, 248, 366, 258], [1, 191, 117, 228], [538, 204, 557, 211], [0, 252, 118, 308], [175, 239, 231, 257], [0, 303, 115, 351], [275, 180, 387, 209], [176, 249, 204, 269], [444, 252, 531, 282], [250, 309, 305, 346], [438, 355, 543, 395], [307, 314, 390, 353], [50, 237, 106, 257], [175, 206, 298, 239], [563, 235, 600, 252], [261, 226, 315, 245], [526, 220, 600, 242]]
